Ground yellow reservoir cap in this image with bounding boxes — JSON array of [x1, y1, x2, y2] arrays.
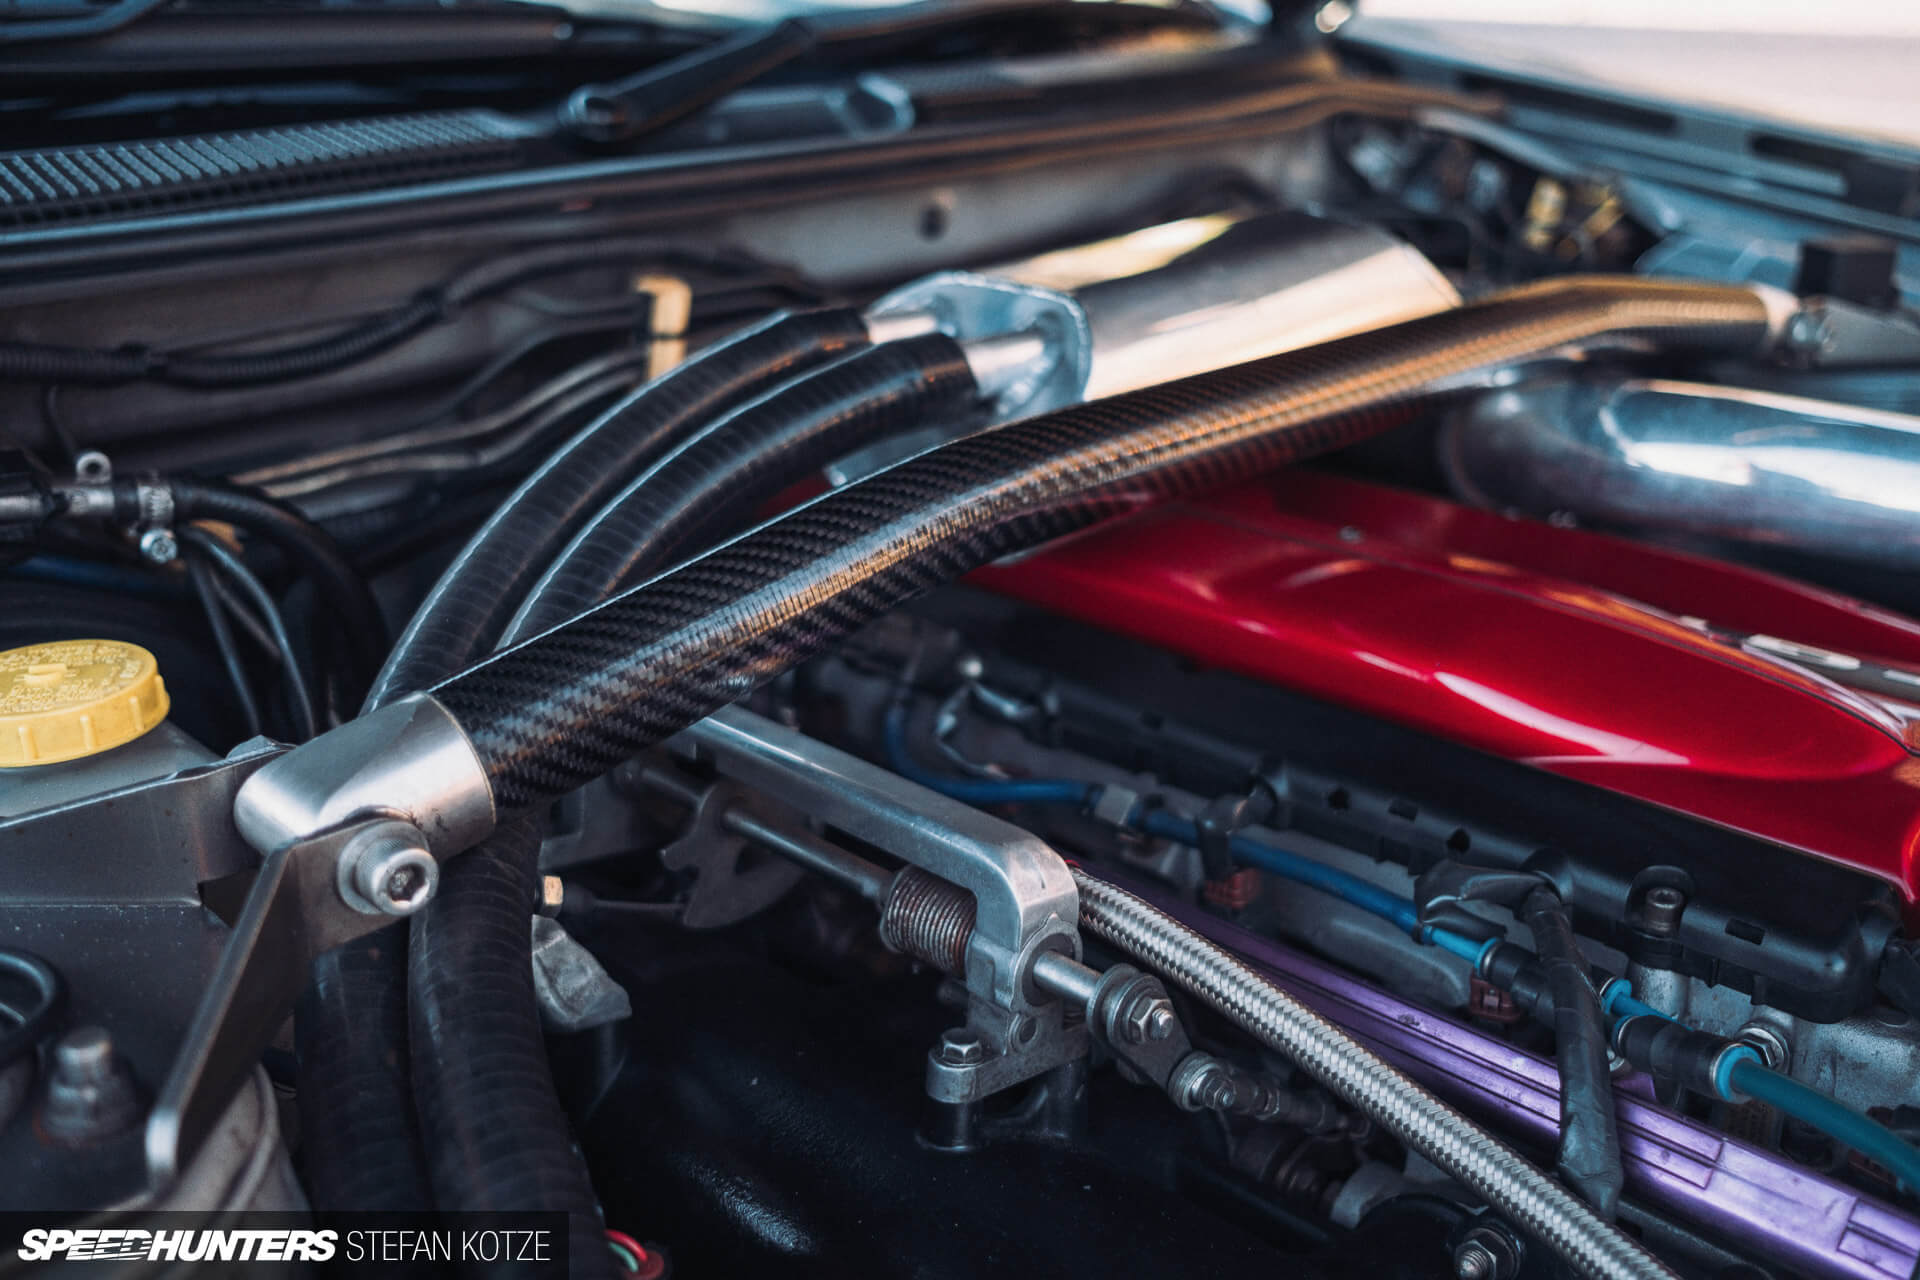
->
[[0, 639, 169, 768]]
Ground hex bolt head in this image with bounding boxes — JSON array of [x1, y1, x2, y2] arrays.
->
[[936, 1027, 988, 1066], [138, 528, 178, 565], [340, 824, 440, 916], [41, 1026, 142, 1144], [1736, 1021, 1793, 1071]]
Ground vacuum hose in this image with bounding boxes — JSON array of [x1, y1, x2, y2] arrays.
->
[[429, 276, 1775, 811], [1070, 867, 1677, 1280]]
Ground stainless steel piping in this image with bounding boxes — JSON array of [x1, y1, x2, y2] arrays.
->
[[1443, 374, 1920, 567], [1071, 867, 1678, 1280]]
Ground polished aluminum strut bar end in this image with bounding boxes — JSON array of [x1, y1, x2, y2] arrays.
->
[[232, 692, 495, 859]]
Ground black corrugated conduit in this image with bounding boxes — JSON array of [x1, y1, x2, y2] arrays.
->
[[428, 276, 1776, 811]]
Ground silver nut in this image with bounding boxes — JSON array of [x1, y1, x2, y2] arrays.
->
[[936, 1028, 988, 1066], [1454, 1225, 1521, 1280], [1735, 1021, 1792, 1071], [1122, 994, 1175, 1045], [1196, 1070, 1238, 1112], [340, 823, 439, 916], [1454, 1242, 1497, 1280], [138, 527, 178, 564]]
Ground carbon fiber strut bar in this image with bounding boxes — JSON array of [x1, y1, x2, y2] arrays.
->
[[162, 274, 1784, 1191]]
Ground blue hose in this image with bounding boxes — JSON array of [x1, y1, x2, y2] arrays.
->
[[880, 717, 1920, 1197], [1136, 807, 1422, 933], [883, 715, 1488, 954], [882, 708, 1097, 807], [1729, 1060, 1920, 1192]]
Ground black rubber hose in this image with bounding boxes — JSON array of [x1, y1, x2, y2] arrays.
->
[[185, 548, 264, 739], [167, 478, 388, 690], [409, 817, 612, 1280], [179, 526, 318, 742], [366, 307, 870, 706], [0, 237, 781, 390], [504, 332, 978, 641], [430, 276, 1774, 811], [0, 296, 442, 389], [1519, 888, 1624, 1220], [161, 293, 447, 389], [293, 925, 436, 1215]]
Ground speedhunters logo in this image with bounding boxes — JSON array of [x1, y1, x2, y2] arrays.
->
[[3, 1213, 567, 1272], [18, 1229, 336, 1263]]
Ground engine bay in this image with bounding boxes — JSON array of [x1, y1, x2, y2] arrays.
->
[[3, 8, 1920, 1276]]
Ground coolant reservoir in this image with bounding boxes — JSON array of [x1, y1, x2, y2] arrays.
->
[[0, 639, 211, 818]]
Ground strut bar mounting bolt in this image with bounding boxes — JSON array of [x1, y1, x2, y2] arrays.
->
[[339, 821, 440, 916]]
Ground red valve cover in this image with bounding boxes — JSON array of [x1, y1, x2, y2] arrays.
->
[[973, 470, 1920, 906]]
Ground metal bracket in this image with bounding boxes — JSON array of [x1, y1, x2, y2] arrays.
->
[[145, 813, 403, 1187], [145, 694, 495, 1190], [671, 706, 1086, 1101], [675, 706, 1079, 1010], [656, 777, 806, 928]]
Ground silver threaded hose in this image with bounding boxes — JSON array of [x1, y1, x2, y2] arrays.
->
[[1071, 868, 1676, 1280]]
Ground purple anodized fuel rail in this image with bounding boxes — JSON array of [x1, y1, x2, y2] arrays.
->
[[1145, 888, 1920, 1280]]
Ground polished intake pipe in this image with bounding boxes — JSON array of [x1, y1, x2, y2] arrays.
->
[[1443, 374, 1920, 567], [427, 276, 1778, 812]]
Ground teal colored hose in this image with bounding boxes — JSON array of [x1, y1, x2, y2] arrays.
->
[[879, 714, 1920, 1199], [1729, 1059, 1920, 1192]]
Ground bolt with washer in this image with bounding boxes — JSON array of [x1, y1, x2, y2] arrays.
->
[[1736, 1021, 1792, 1071], [138, 528, 178, 565], [936, 1027, 988, 1066], [339, 822, 440, 916]]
